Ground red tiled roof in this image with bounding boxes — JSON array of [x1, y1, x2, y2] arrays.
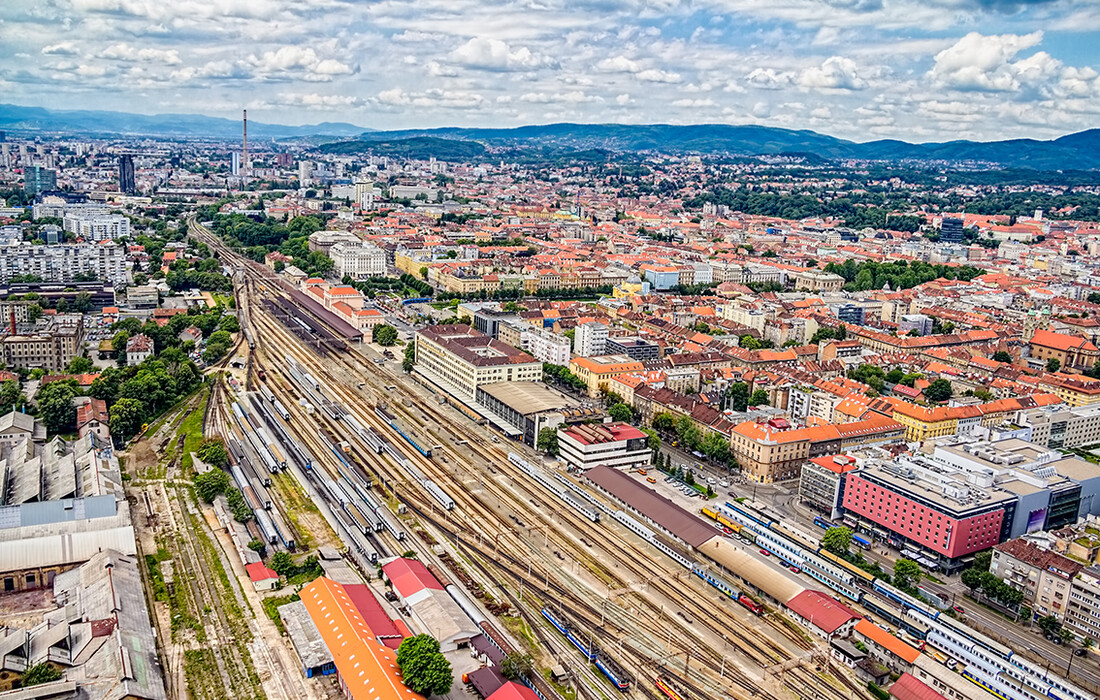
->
[[381, 558, 445, 598], [488, 683, 541, 700], [786, 590, 858, 634], [889, 673, 947, 700], [244, 562, 278, 582]]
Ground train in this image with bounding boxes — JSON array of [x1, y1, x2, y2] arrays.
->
[[714, 500, 1093, 700], [541, 607, 632, 691], [508, 452, 600, 523], [376, 403, 432, 458], [654, 677, 685, 700]]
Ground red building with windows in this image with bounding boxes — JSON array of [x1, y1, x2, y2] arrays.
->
[[841, 462, 1014, 572]]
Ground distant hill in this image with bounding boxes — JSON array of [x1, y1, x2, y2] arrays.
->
[[338, 123, 1100, 170], [1, 104, 1096, 170], [0, 103, 370, 139]]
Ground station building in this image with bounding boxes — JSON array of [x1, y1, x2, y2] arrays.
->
[[415, 324, 542, 401], [558, 422, 651, 472]]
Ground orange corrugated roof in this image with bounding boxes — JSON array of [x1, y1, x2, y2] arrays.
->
[[301, 577, 425, 700], [854, 619, 921, 663]]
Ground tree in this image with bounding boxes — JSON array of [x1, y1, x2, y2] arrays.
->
[[893, 559, 922, 591], [402, 341, 416, 373], [821, 527, 853, 556], [924, 378, 953, 403], [217, 314, 241, 333], [66, 355, 96, 374], [27, 303, 43, 323], [36, 380, 77, 434], [1037, 615, 1062, 636], [640, 427, 660, 452], [0, 379, 28, 416], [419, 266, 429, 280], [1046, 357, 1061, 373], [726, 382, 750, 412], [269, 551, 295, 577], [652, 412, 676, 433], [675, 415, 702, 452], [537, 427, 559, 456], [749, 389, 769, 407], [961, 567, 984, 591], [196, 438, 229, 468], [396, 635, 453, 697], [109, 398, 147, 440], [992, 351, 1012, 363], [193, 469, 229, 503], [500, 652, 533, 680], [609, 403, 633, 422], [20, 662, 62, 687], [373, 324, 398, 346], [72, 291, 93, 313], [848, 364, 886, 392]]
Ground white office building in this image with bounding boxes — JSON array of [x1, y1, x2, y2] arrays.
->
[[330, 241, 387, 280], [574, 322, 608, 357], [522, 327, 572, 365]]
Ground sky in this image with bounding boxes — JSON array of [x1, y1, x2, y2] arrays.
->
[[1, 0, 1098, 143]]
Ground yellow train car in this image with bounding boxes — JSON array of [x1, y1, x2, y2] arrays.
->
[[816, 548, 877, 584]]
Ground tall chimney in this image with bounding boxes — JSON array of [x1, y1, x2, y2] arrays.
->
[[242, 109, 248, 177], [9, 308, 15, 335]]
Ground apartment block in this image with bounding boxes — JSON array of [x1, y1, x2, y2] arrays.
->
[[62, 213, 131, 241], [1066, 567, 1100, 642], [990, 539, 1080, 620], [574, 321, 608, 357], [799, 454, 857, 519], [0, 240, 126, 284], [1017, 403, 1100, 450], [414, 324, 542, 400], [521, 326, 571, 365], [605, 335, 660, 361]]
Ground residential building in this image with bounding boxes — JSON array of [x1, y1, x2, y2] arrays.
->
[[330, 240, 387, 279], [898, 314, 933, 336], [0, 240, 126, 284], [558, 422, 651, 472], [0, 313, 85, 371], [574, 321, 608, 357], [729, 414, 905, 483], [799, 454, 857, 519], [852, 619, 921, 675], [521, 326, 572, 365], [605, 335, 660, 361], [990, 539, 1080, 620], [126, 333, 154, 365], [414, 324, 542, 400], [63, 213, 131, 241], [1066, 566, 1100, 643], [569, 355, 645, 397], [75, 396, 110, 440]]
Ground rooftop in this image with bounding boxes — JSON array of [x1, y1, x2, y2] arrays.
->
[[584, 465, 717, 547], [419, 324, 539, 368], [786, 590, 859, 634], [476, 381, 580, 416], [560, 422, 647, 446]]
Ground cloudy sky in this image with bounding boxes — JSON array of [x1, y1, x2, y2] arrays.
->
[[1, 0, 1098, 142]]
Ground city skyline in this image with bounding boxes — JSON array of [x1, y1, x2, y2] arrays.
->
[[0, 1, 1098, 143]]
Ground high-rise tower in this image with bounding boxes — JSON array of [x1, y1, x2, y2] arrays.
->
[[242, 109, 249, 177], [119, 154, 136, 194]]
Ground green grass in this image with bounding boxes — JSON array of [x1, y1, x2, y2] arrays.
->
[[177, 393, 209, 472], [262, 594, 300, 634]]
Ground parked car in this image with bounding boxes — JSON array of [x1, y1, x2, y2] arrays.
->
[[759, 549, 770, 556]]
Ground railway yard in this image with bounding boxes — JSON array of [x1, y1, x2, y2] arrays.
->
[[167, 216, 870, 700], [135, 216, 1094, 700]]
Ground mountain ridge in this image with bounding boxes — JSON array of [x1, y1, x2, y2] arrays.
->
[[1, 103, 1096, 170]]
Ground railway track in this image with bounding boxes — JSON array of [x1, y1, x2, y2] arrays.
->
[[195, 217, 866, 700]]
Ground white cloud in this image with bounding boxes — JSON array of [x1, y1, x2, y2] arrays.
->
[[929, 31, 1052, 92], [450, 37, 553, 71], [596, 56, 641, 73], [746, 68, 794, 90], [637, 68, 681, 83], [671, 98, 715, 108], [799, 56, 868, 90], [41, 42, 80, 56], [519, 91, 602, 104], [101, 43, 182, 65], [272, 93, 362, 108]]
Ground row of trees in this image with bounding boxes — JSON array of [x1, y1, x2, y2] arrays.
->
[[542, 363, 587, 393], [823, 259, 984, 292], [821, 527, 922, 592]]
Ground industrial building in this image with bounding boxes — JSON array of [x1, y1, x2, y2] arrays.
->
[[0, 313, 85, 371], [475, 381, 600, 447]]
